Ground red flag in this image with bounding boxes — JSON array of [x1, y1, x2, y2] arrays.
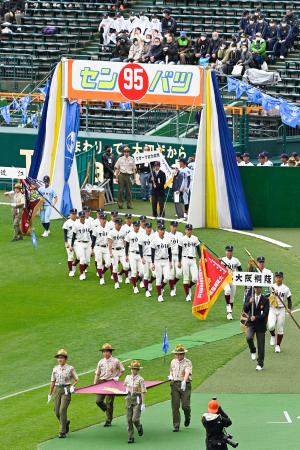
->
[[192, 245, 231, 320], [20, 179, 43, 235]]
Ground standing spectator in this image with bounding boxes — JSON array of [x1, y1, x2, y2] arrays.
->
[[250, 32, 266, 68], [161, 9, 177, 36], [149, 14, 162, 33], [114, 146, 136, 209], [221, 43, 241, 74], [262, 151, 273, 166], [292, 152, 300, 164], [207, 31, 222, 63], [285, 8, 299, 48], [239, 10, 250, 33], [162, 34, 179, 65], [280, 153, 289, 166], [139, 34, 152, 62], [239, 152, 254, 166], [4, 0, 25, 30], [255, 14, 268, 39], [236, 152, 243, 165], [171, 165, 184, 219], [138, 12, 150, 34], [102, 145, 116, 199], [179, 158, 191, 218], [125, 38, 144, 62], [245, 15, 256, 39], [125, 11, 140, 33], [150, 161, 166, 218], [275, 20, 292, 59], [110, 33, 131, 61], [113, 12, 127, 33], [194, 34, 210, 63], [136, 145, 151, 201], [265, 20, 278, 52], [98, 13, 113, 45], [149, 37, 164, 63], [177, 31, 191, 65]]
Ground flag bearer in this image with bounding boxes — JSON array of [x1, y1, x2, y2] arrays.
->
[[124, 360, 146, 444], [4, 182, 25, 241], [221, 245, 243, 320], [38, 175, 58, 237]]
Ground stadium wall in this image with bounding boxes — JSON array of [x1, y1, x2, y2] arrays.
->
[[0, 128, 299, 227]]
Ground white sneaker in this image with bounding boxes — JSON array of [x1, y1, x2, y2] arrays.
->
[[256, 365, 263, 371], [186, 294, 191, 302], [170, 289, 176, 297], [275, 345, 281, 353], [69, 271, 75, 277], [96, 271, 99, 277], [270, 336, 275, 346], [125, 277, 130, 284], [79, 273, 86, 281], [148, 283, 152, 292], [158, 295, 164, 303], [140, 281, 144, 289], [114, 282, 120, 289], [111, 274, 114, 280], [188, 288, 191, 297], [145, 290, 151, 298], [99, 278, 105, 285], [280, 55, 285, 59], [41, 230, 48, 237], [226, 313, 233, 320], [133, 286, 139, 294], [118, 274, 123, 283], [71, 265, 76, 274], [251, 353, 257, 361]]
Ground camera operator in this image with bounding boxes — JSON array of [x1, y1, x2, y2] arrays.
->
[[202, 399, 238, 449], [111, 32, 131, 62]]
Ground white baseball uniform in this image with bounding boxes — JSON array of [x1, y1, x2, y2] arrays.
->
[[121, 222, 133, 236], [151, 235, 171, 285], [169, 231, 183, 280], [125, 230, 143, 277], [268, 283, 292, 335], [63, 218, 77, 262], [139, 232, 154, 280], [180, 167, 191, 205], [92, 223, 111, 269], [222, 256, 242, 302], [107, 220, 117, 231], [72, 221, 92, 265], [108, 227, 129, 273], [179, 234, 200, 283]]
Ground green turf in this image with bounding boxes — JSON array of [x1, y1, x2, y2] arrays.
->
[[40, 393, 300, 450], [1, 195, 299, 450]]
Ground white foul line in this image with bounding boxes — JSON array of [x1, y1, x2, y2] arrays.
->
[[0, 359, 130, 402], [268, 411, 293, 424], [221, 228, 292, 249]]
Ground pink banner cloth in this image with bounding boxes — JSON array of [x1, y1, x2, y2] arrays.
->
[[75, 380, 166, 396]]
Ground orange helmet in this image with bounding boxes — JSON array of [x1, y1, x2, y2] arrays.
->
[[207, 400, 219, 414]]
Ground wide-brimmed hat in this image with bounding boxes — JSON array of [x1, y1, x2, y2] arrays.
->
[[55, 348, 68, 358], [128, 360, 143, 370], [100, 343, 115, 352], [172, 344, 188, 354], [14, 183, 22, 189]]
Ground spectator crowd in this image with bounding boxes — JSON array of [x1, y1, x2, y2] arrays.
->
[[236, 151, 300, 167]]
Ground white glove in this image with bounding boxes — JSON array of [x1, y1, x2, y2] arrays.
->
[[181, 380, 186, 391], [11, 203, 16, 207], [112, 376, 119, 382], [141, 404, 146, 412], [168, 375, 173, 381], [47, 394, 52, 403], [69, 385, 75, 394]]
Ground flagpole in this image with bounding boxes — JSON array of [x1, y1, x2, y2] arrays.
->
[[198, 239, 231, 269]]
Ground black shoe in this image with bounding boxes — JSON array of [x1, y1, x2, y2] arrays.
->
[[138, 425, 143, 436], [127, 206, 133, 209], [128, 437, 135, 444], [16, 236, 23, 240], [104, 421, 112, 427], [59, 433, 66, 438], [184, 418, 190, 427], [173, 427, 179, 432], [66, 420, 70, 433], [11, 238, 18, 242]]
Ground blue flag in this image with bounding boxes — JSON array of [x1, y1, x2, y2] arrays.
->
[[162, 328, 169, 354], [31, 228, 38, 247], [1, 105, 11, 124]]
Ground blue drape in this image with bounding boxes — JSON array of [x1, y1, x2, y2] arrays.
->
[[212, 72, 252, 230]]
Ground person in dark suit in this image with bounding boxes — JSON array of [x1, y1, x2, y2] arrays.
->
[[150, 161, 166, 218], [102, 145, 116, 199], [243, 286, 270, 371]]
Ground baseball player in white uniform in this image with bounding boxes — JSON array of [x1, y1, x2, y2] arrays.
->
[[168, 221, 183, 297], [108, 219, 129, 289], [62, 208, 78, 277], [268, 272, 292, 353], [125, 221, 144, 294], [83, 206, 94, 229], [91, 208, 105, 230], [178, 224, 201, 302], [179, 159, 191, 218], [70, 211, 92, 281], [151, 224, 172, 303], [139, 215, 148, 234], [222, 245, 243, 320], [121, 213, 133, 236], [139, 223, 154, 297], [107, 211, 119, 231], [91, 213, 111, 285]]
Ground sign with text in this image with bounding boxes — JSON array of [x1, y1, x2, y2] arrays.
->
[[66, 59, 203, 106], [232, 271, 273, 287], [133, 149, 161, 165], [0, 166, 26, 179]]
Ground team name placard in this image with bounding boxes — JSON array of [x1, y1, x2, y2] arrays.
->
[[232, 271, 273, 286]]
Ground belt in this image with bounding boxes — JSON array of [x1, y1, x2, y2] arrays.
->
[[172, 380, 192, 384], [130, 251, 140, 254], [96, 244, 108, 247], [156, 258, 167, 260], [114, 247, 123, 251], [127, 392, 142, 397], [81, 241, 90, 243], [55, 384, 71, 387], [120, 172, 132, 175], [183, 256, 195, 259]]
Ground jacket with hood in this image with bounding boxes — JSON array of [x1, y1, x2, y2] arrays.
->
[[202, 407, 232, 450]]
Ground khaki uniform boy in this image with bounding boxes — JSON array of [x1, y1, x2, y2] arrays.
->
[[124, 360, 146, 444]]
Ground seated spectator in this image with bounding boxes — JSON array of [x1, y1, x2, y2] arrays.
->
[[149, 37, 164, 64], [265, 20, 278, 52], [255, 14, 268, 39], [221, 42, 241, 74], [177, 31, 191, 64], [245, 15, 256, 39], [149, 14, 162, 34], [125, 11, 140, 33], [161, 9, 177, 36], [130, 26, 144, 43], [239, 10, 250, 33], [111, 33, 131, 61], [287, 157, 296, 167], [113, 12, 127, 33], [193, 34, 210, 63], [138, 12, 150, 35], [292, 152, 300, 164], [250, 32, 266, 68], [110, 0, 126, 11], [285, 8, 299, 48], [236, 43, 253, 73], [274, 20, 292, 59], [262, 151, 273, 166], [107, 27, 117, 45], [236, 152, 243, 165], [139, 34, 152, 62], [280, 153, 289, 166], [125, 38, 144, 62], [237, 33, 251, 50], [161, 34, 179, 65], [216, 41, 228, 63], [257, 153, 266, 166], [99, 13, 113, 45], [3, 0, 25, 30], [207, 31, 222, 63], [239, 152, 254, 166], [151, 28, 163, 42]]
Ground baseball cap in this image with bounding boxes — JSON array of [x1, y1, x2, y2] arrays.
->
[[235, 152, 242, 157], [133, 221, 140, 226], [257, 256, 265, 262], [179, 158, 187, 164], [243, 152, 250, 157], [78, 211, 85, 217], [114, 218, 122, 225], [157, 224, 165, 230], [292, 152, 299, 157], [171, 164, 178, 169], [258, 153, 265, 158], [43, 175, 50, 182], [97, 208, 104, 213], [280, 153, 288, 159], [145, 223, 152, 228], [275, 271, 283, 277], [185, 224, 193, 230], [180, 31, 187, 37], [263, 151, 269, 157], [111, 210, 118, 216], [170, 221, 178, 227], [225, 245, 234, 251], [207, 400, 219, 414], [139, 215, 147, 221], [69, 208, 77, 214], [99, 213, 107, 219], [83, 206, 91, 211], [125, 213, 132, 218]]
